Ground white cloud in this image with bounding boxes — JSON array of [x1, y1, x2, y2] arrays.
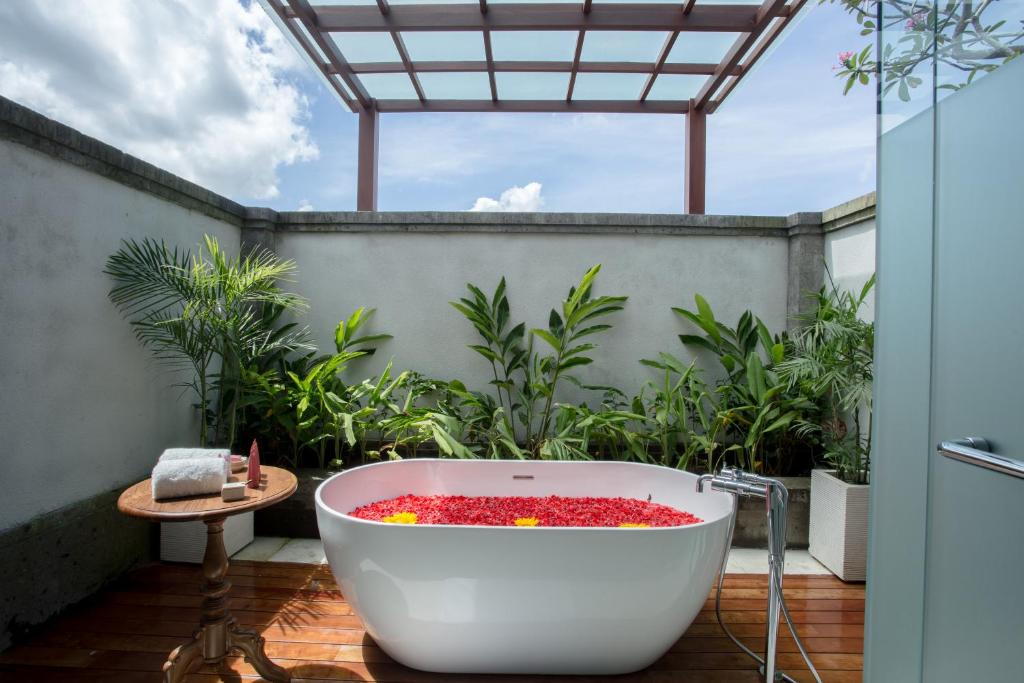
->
[[470, 182, 545, 212], [0, 0, 318, 200], [297, 199, 314, 211]]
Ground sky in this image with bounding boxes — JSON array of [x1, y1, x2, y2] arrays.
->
[[0, 1, 876, 215]]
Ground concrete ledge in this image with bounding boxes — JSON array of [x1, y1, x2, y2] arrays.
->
[[0, 487, 153, 652], [273, 210, 792, 237], [0, 95, 245, 227], [822, 192, 876, 233]]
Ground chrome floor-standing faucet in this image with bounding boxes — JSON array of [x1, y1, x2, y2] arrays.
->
[[697, 468, 821, 683]]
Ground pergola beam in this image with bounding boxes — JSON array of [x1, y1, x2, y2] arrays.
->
[[377, 0, 427, 101], [483, 32, 499, 101], [639, 30, 679, 101], [685, 106, 706, 214], [566, 31, 586, 101], [287, 0, 372, 110], [480, 1, 498, 101], [357, 109, 379, 211], [692, 0, 789, 110], [374, 99, 689, 113], [706, 0, 807, 112], [342, 60, 733, 75], [314, 3, 767, 32], [264, 0, 357, 111], [260, 0, 809, 214]]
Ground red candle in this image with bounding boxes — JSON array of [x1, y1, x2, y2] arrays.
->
[[247, 440, 261, 489]]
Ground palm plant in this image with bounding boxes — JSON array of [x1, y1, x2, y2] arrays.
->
[[105, 236, 309, 445], [778, 274, 875, 484]]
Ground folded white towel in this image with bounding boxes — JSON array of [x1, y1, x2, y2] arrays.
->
[[152, 458, 227, 501], [159, 448, 230, 478]]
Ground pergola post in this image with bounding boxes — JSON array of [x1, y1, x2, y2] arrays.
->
[[685, 107, 706, 214], [357, 108, 379, 211]]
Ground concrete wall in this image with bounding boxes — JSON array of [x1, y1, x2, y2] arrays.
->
[[0, 102, 241, 531], [0, 96, 242, 648], [276, 219, 791, 400], [824, 192, 877, 321]]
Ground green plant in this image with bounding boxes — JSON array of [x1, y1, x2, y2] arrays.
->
[[778, 274, 875, 484], [529, 264, 628, 446], [673, 293, 784, 378], [234, 308, 392, 468], [639, 352, 716, 471], [673, 294, 815, 475], [451, 265, 626, 456], [449, 278, 526, 420], [105, 236, 309, 446]]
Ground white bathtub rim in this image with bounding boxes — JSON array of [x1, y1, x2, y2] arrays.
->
[[314, 458, 731, 532]]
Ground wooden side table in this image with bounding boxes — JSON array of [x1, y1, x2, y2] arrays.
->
[[118, 466, 298, 683]]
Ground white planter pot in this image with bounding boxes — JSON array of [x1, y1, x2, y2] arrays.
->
[[808, 469, 869, 582], [160, 512, 254, 563]]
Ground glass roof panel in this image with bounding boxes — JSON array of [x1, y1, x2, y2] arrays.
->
[[402, 31, 485, 61], [293, 21, 329, 64], [388, 0, 477, 3], [667, 32, 741, 64], [330, 75, 355, 100], [330, 33, 401, 63], [496, 72, 570, 100], [490, 31, 579, 62], [308, 0, 375, 4], [646, 74, 707, 101], [418, 72, 492, 99], [581, 31, 669, 63], [357, 73, 419, 99], [571, 72, 646, 100]]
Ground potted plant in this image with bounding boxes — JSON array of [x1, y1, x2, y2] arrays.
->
[[780, 273, 875, 581], [105, 236, 310, 561]]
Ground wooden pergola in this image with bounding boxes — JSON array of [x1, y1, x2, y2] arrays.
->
[[261, 0, 807, 213]]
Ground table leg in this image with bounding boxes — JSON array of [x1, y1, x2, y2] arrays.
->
[[162, 632, 202, 683], [229, 621, 291, 682], [160, 517, 291, 682]]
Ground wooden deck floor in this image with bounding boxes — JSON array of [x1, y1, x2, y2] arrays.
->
[[0, 561, 864, 682]]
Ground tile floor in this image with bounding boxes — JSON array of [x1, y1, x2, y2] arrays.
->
[[232, 536, 831, 574]]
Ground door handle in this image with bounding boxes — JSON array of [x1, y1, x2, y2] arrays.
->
[[937, 437, 1024, 480]]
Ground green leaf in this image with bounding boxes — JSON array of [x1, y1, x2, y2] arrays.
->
[[898, 79, 910, 102], [745, 354, 767, 403], [558, 356, 594, 371], [530, 328, 561, 351]]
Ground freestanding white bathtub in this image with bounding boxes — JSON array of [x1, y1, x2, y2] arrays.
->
[[315, 459, 733, 675]]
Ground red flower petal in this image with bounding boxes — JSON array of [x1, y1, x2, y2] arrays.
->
[[349, 495, 702, 527]]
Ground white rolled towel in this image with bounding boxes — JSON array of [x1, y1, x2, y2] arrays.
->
[[152, 458, 227, 500], [159, 448, 230, 478]]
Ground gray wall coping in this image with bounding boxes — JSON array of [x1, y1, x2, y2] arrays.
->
[[1, 93, 876, 238]]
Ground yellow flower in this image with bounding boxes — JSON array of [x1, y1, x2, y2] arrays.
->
[[382, 511, 417, 524], [514, 517, 539, 527], [618, 523, 650, 528]]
